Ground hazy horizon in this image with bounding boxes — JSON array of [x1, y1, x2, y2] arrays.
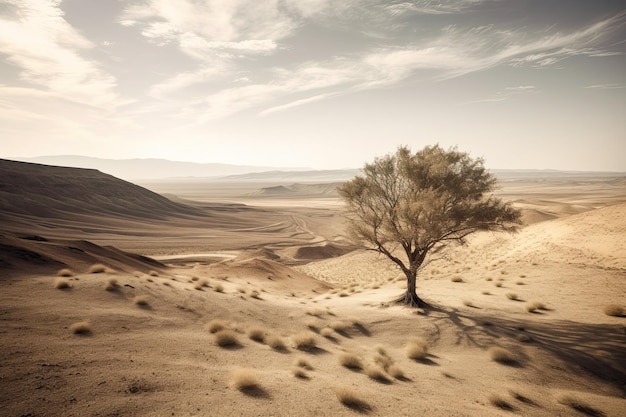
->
[[1, 1, 625, 171]]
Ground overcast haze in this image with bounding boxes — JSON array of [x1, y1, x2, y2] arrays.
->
[[1, 0, 625, 171]]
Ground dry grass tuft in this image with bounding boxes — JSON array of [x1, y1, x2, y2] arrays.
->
[[451, 276, 463, 283], [292, 367, 309, 379], [247, 326, 266, 343], [69, 321, 91, 335], [373, 353, 393, 371], [213, 283, 224, 293], [405, 337, 429, 360], [505, 292, 519, 300], [54, 277, 72, 289], [335, 386, 371, 412], [387, 364, 405, 379], [57, 268, 74, 277], [329, 320, 350, 331], [488, 394, 514, 411], [231, 368, 260, 391], [266, 335, 287, 351], [495, 282, 503, 287], [291, 332, 318, 351], [207, 319, 228, 333], [148, 270, 159, 277], [364, 366, 391, 383], [525, 301, 545, 313], [557, 394, 604, 416], [250, 290, 261, 299], [215, 330, 239, 347], [339, 353, 363, 370], [603, 304, 624, 317], [462, 299, 475, 307], [104, 278, 118, 291], [481, 290, 491, 295], [320, 327, 334, 338], [88, 264, 109, 274], [306, 308, 325, 317], [489, 347, 518, 366], [133, 295, 149, 306], [294, 358, 313, 370]]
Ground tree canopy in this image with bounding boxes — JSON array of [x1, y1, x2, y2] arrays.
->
[[337, 145, 522, 307]]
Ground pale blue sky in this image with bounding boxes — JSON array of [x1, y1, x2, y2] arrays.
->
[[1, 0, 625, 171]]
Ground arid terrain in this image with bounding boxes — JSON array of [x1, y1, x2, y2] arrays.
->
[[1, 159, 625, 416]]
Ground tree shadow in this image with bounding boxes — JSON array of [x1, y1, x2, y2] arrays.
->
[[426, 304, 626, 390]]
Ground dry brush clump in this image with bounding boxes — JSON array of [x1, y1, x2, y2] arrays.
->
[[505, 292, 519, 301], [266, 334, 287, 351], [294, 358, 313, 370], [207, 319, 228, 333], [231, 368, 260, 391], [148, 270, 159, 277], [488, 394, 514, 411], [292, 367, 309, 379], [387, 364, 405, 379], [215, 330, 240, 347], [88, 263, 113, 274], [291, 332, 318, 351], [104, 278, 118, 291], [69, 321, 91, 335], [57, 268, 74, 277], [364, 366, 391, 383], [525, 301, 546, 313], [335, 386, 371, 412], [133, 295, 150, 307], [54, 277, 72, 289], [557, 394, 604, 416], [339, 353, 363, 370], [213, 283, 224, 293], [247, 326, 266, 343], [451, 276, 463, 283], [405, 337, 429, 360], [603, 304, 624, 317], [489, 347, 518, 366]]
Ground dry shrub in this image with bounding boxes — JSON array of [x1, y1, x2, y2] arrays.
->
[[462, 300, 475, 307], [88, 264, 108, 274], [515, 280, 525, 285], [207, 319, 228, 333], [237, 286, 246, 294], [247, 326, 266, 343], [191, 276, 199, 281], [213, 283, 224, 293], [485, 277, 493, 281], [481, 290, 491, 295], [525, 301, 545, 313], [291, 332, 317, 351], [451, 276, 463, 283], [70, 321, 91, 335], [557, 394, 603, 416], [489, 347, 518, 365], [320, 327, 334, 338], [250, 290, 260, 299], [338, 292, 349, 297], [373, 353, 393, 371], [54, 277, 72, 289], [294, 358, 313, 370], [104, 278, 118, 291], [305, 319, 319, 331], [57, 268, 74, 277], [329, 320, 350, 331], [215, 330, 239, 347], [405, 337, 429, 360], [603, 304, 624, 317], [505, 292, 519, 300], [133, 295, 149, 306], [193, 282, 204, 290], [495, 282, 503, 287], [266, 335, 287, 351], [148, 270, 159, 277], [292, 367, 308, 379], [231, 368, 260, 391], [339, 353, 363, 370], [387, 364, 405, 379], [335, 386, 371, 411], [488, 394, 514, 410], [306, 308, 325, 317], [364, 366, 391, 383]]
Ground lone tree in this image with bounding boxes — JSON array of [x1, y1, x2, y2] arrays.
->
[[338, 145, 521, 308]]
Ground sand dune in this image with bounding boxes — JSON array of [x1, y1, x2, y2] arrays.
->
[[1, 162, 625, 416]]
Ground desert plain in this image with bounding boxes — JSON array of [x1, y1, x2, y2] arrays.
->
[[0, 160, 625, 416]]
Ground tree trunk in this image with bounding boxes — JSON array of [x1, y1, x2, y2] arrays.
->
[[395, 269, 429, 308]]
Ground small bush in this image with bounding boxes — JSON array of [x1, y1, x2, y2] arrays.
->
[[104, 278, 118, 291], [335, 386, 371, 411], [505, 292, 519, 300], [329, 320, 350, 331], [525, 301, 545, 313], [405, 337, 429, 360], [207, 319, 227, 333], [488, 394, 514, 410], [292, 367, 308, 379], [213, 283, 224, 292], [495, 282, 503, 287], [306, 308, 325, 317], [603, 304, 624, 317], [339, 353, 363, 370], [133, 295, 149, 306], [215, 330, 239, 347], [489, 347, 518, 365], [320, 327, 334, 338], [231, 368, 260, 391], [57, 268, 74, 277], [557, 394, 603, 416], [247, 327, 266, 343], [294, 358, 313, 370], [54, 277, 72, 289], [481, 290, 491, 295], [462, 300, 474, 307], [374, 353, 393, 370], [88, 264, 108, 274], [451, 276, 463, 283], [266, 335, 287, 350], [70, 321, 91, 335], [250, 290, 260, 299], [388, 364, 405, 379], [364, 366, 391, 383], [291, 332, 317, 351], [148, 270, 159, 277], [515, 280, 525, 285]]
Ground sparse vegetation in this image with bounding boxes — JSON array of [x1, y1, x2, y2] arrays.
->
[[603, 304, 624, 317], [451, 276, 463, 283], [364, 366, 391, 383], [481, 290, 491, 295], [291, 332, 317, 351], [495, 282, 503, 287], [133, 295, 149, 306], [104, 278, 118, 291], [526, 301, 545, 313], [557, 394, 604, 416], [489, 347, 518, 365], [405, 337, 429, 360], [88, 264, 109, 274], [505, 292, 519, 300], [213, 283, 224, 292], [320, 327, 334, 338], [54, 277, 71, 289], [339, 353, 363, 370], [215, 330, 239, 347], [148, 270, 159, 277], [266, 335, 287, 351], [335, 386, 371, 411], [69, 321, 91, 335], [387, 364, 405, 379], [294, 358, 313, 370], [292, 367, 308, 379], [488, 394, 514, 410], [329, 320, 350, 331], [57, 268, 74, 277], [207, 319, 228, 333], [231, 368, 260, 391], [247, 326, 266, 343]]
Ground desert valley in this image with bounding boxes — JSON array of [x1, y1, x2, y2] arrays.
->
[[0, 158, 625, 417]]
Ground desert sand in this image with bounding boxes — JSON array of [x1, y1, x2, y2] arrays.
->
[[1, 159, 625, 416]]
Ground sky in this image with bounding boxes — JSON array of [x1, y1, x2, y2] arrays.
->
[[1, 0, 625, 171]]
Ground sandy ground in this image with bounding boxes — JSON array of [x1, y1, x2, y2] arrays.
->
[[1, 173, 625, 416]]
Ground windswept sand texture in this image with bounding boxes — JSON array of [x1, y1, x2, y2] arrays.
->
[[1, 160, 625, 416]]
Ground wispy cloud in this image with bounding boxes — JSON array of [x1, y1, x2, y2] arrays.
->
[[0, 0, 120, 108], [464, 85, 540, 104], [584, 83, 625, 89], [386, 0, 495, 16]]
